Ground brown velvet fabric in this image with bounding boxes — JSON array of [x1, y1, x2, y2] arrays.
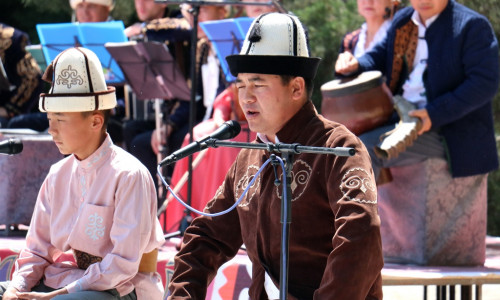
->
[[168, 102, 384, 300]]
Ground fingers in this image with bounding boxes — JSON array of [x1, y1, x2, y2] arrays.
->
[[408, 109, 432, 135], [335, 52, 359, 75]]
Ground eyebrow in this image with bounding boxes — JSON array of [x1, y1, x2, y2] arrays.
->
[[236, 76, 266, 84], [48, 112, 66, 118]]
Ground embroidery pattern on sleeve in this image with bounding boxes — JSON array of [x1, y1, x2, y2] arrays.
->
[[340, 167, 377, 204]]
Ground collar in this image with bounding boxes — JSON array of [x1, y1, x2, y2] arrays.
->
[[76, 133, 113, 170], [411, 10, 439, 29]]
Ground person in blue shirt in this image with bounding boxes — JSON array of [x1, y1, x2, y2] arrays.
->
[[335, 0, 499, 180]]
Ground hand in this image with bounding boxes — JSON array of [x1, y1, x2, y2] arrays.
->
[[180, 4, 194, 28], [2, 286, 19, 300], [124, 23, 143, 38], [0, 106, 8, 118], [335, 52, 359, 75], [16, 288, 68, 300], [151, 124, 172, 155], [408, 108, 432, 135]]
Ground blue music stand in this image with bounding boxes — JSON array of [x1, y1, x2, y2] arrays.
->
[[199, 17, 254, 83], [36, 21, 128, 85], [234, 17, 254, 37]]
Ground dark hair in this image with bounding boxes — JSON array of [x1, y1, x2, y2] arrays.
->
[[279, 75, 314, 99]]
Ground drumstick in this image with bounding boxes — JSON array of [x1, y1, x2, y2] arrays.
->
[[157, 148, 208, 216]]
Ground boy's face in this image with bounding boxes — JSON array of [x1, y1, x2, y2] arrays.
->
[[236, 73, 301, 142], [410, 0, 448, 22], [47, 111, 97, 160]]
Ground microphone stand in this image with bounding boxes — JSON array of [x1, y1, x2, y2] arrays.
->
[[154, 0, 278, 237], [205, 139, 354, 300]]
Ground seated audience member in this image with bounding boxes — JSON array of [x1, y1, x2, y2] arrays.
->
[[167, 13, 383, 299], [340, 0, 400, 56], [0, 47, 165, 300], [335, 0, 499, 181], [0, 23, 42, 129]]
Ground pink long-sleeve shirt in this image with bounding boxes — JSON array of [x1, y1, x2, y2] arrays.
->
[[10, 135, 165, 299]]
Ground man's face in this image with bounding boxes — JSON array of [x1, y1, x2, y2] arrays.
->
[[134, 0, 166, 22], [244, 0, 276, 18], [47, 111, 96, 160], [198, 5, 227, 37], [236, 73, 297, 142], [410, 0, 448, 22], [75, 2, 110, 23]]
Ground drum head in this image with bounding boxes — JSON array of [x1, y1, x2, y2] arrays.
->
[[321, 71, 383, 98]]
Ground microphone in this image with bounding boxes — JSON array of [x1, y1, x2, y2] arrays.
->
[[0, 138, 23, 155], [159, 120, 241, 166]]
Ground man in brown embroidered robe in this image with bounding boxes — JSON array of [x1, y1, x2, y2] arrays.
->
[[168, 13, 383, 300]]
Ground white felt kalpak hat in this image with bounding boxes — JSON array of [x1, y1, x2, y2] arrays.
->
[[69, 0, 115, 10], [39, 47, 116, 112], [226, 12, 321, 79]]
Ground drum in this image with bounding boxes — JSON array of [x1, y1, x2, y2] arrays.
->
[[320, 71, 393, 135]]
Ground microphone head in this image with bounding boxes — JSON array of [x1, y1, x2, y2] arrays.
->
[[1, 138, 23, 155], [215, 120, 241, 140]]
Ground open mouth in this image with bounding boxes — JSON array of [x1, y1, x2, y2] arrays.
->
[[246, 110, 259, 117]]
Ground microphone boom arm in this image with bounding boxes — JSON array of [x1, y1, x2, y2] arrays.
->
[[206, 139, 355, 157]]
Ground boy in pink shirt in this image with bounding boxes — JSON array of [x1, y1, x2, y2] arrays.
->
[[0, 47, 165, 300]]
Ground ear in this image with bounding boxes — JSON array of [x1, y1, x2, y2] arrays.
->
[[291, 77, 306, 102], [90, 112, 104, 131]]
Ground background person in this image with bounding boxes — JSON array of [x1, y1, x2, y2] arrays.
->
[[124, 0, 168, 39], [335, 0, 499, 182], [124, 0, 229, 203], [70, 0, 114, 23], [69, 0, 115, 23], [0, 23, 42, 129], [340, 0, 400, 56], [6, 0, 122, 139]]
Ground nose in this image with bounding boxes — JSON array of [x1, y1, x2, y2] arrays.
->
[[238, 87, 255, 104], [47, 121, 56, 137]]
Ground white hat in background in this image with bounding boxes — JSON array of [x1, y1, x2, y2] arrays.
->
[[69, 0, 115, 10], [226, 12, 321, 79], [39, 47, 116, 112]]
